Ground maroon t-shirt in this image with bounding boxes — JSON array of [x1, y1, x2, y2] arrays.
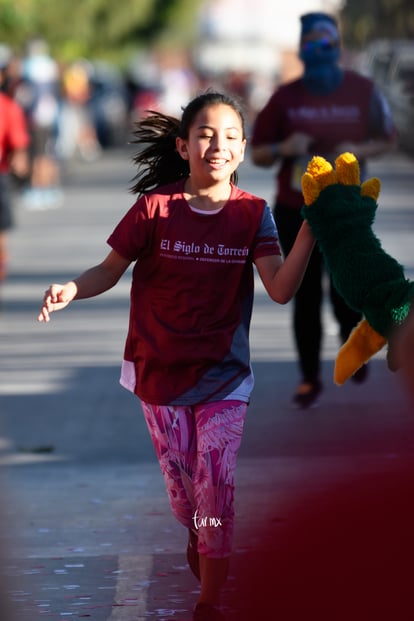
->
[[107, 179, 281, 405]]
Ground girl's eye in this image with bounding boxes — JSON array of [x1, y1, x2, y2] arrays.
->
[[198, 134, 238, 140]]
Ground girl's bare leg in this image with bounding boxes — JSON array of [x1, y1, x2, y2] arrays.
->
[[198, 555, 229, 606]]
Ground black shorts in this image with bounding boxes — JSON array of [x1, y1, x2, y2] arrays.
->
[[0, 173, 13, 231], [30, 126, 57, 157]]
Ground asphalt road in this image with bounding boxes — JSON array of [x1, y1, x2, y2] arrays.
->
[[0, 147, 413, 620]]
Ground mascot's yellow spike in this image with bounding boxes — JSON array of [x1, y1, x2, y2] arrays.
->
[[334, 151, 360, 185], [302, 156, 337, 205], [361, 177, 381, 201], [302, 173, 320, 206]]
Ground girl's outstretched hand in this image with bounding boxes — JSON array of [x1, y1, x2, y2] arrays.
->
[[37, 281, 78, 323]]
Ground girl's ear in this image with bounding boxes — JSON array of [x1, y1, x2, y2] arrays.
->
[[176, 137, 189, 160], [239, 139, 247, 163]]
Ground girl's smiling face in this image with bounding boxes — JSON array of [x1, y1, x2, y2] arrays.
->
[[176, 103, 246, 188]]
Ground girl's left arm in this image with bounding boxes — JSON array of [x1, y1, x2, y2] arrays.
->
[[255, 221, 315, 304]]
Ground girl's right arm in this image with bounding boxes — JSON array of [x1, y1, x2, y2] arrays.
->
[[37, 249, 131, 323]]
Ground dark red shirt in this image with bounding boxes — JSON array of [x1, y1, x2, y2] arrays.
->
[[108, 179, 281, 405]]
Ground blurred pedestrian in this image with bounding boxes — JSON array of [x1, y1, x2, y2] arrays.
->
[[0, 44, 30, 287], [37, 91, 315, 621], [58, 59, 101, 162], [250, 12, 397, 408], [19, 37, 63, 210]]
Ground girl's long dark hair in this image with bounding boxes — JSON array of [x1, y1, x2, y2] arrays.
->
[[130, 91, 246, 196]]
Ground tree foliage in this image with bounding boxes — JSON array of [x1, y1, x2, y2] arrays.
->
[[0, 0, 204, 64], [3, 0, 411, 65], [341, 0, 414, 47]]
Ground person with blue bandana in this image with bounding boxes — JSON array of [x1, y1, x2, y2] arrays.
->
[[250, 12, 397, 408]]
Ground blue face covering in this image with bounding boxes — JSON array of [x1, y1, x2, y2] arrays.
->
[[300, 41, 343, 95], [299, 12, 343, 95]]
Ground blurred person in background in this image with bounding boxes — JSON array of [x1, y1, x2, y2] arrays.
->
[[156, 50, 199, 117], [0, 44, 30, 289], [250, 12, 397, 408], [17, 37, 63, 210], [58, 59, 101, 162], [87, 61, 130, 149]]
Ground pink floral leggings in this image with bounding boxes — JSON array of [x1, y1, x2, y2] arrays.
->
[[140, 399, 247, 558]]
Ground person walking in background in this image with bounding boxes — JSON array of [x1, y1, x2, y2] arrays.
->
[[18, 37, 63, 210], [38, 91, 315, 621], [58, 59, 101, 163], [250, 12, 397, 408], [0, 44, 30, 289]]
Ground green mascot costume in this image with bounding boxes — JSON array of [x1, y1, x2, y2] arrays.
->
[[301, 152, 414, 385]]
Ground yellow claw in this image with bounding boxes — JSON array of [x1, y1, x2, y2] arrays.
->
[[334, 319, 387, 385], [334, 152, 360, 185], [361, 177, 381, 201], [302, 172, 321, 206], [302, 156, 337, 205]]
